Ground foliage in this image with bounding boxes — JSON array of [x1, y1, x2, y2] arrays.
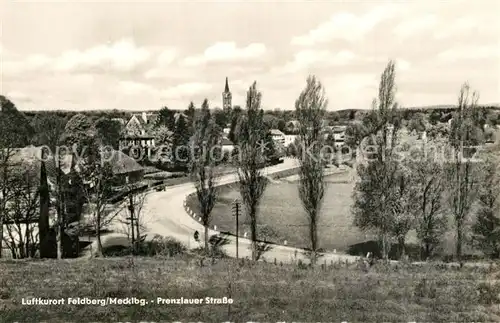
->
[[80, 146, 118, 257], [352, 60, 402, 260], [427, 123, 449, 139], [472, 149, 500, 258], [212, 108, 227, 130], [0, 96, 34, 258], [60, 113, 98, 151], [0, 96, 34, 148], [136, 235, 187, 257], [189, 99, 220, 252], [156, 106, 176, 129], [151, 125, 173, 147], [30, 113, 67, 150], [228, 106, 242, 144], [236, 82, 268, 261], [407, 112, 428, 133], [171, 114, 191, 170], [95, 117, 123, 149], [295, 75, 328, 264], [447, 83, 482, 261], [403, 138, 448, 259], [2, 161, 40, 259], [185, 101, 196, 131]]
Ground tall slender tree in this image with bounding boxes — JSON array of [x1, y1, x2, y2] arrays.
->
[[352, 60, 402, 260], [472, 147, 500, 258], [157, 106, 176, 130], [236, 82, 268, 261], [404, 139, 448, 260], [59, 113, 97, 259], [448, 83, 481, 261], [189, 99, 220, 252], [295, 76, 328, 264], [171, 115, 191, 170]]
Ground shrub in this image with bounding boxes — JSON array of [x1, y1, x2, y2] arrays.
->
[[135, 235, 186, 257], [414, 278, 438, 299], [477, 282, 500, 305]]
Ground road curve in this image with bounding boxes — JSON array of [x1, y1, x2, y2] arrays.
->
[[90, 158, 360, 265]]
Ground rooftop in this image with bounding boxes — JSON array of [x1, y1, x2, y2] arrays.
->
[[270, 129, 285, 136]]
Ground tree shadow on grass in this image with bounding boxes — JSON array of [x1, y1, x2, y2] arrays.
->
[[346, 240, 422, 261], [209, 233, 231, 258], [256, 242, 274, 261]]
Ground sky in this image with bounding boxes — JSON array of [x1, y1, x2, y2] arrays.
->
[[1, 0, 499, 112]]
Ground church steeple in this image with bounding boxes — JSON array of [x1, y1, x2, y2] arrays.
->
[[222, 77, 232, 111]]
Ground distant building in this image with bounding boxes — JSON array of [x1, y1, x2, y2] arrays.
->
[[111, 117, 126, 126], [2, 146, 144, 256], [119, 135, 156, 151], [270, 129, 286, 146], [125, 112, 158, 135], [331, 126, 347, 148], [284, 135, 298, 147], [222, 77, 232, 111], [285, 120, 301, 133], [220, 137, 235, 154], [120, 112, 159, 152], [223, 128, 231, 136]]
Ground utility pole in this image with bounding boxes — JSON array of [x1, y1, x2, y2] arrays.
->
[[127, 193, 135, 254], [232, 199, 240, 259]]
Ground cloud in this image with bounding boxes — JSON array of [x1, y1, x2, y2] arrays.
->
[[182, 42, 267, 66], [291, 5, 401, 45], [2, 54, 52, 76], [437, 45, 499, 61], [4, 91, 33, 103], [393, 14, 438, 38], [279, 49, 357, 73], [118, 81, 158, 96], [53, 38, 151, 73], [396, 59, 411, 71], [2, 39, 152, 76], [156, 49, 178, 66], [434, 17, 477, 39], [161, 82, 213, 100]]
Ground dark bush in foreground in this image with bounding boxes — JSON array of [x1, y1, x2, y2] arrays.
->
[[137, 236, 187, 256], [102, 235, 186, 257]]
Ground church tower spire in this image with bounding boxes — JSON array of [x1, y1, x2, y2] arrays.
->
[[222, 77, 232, 111]]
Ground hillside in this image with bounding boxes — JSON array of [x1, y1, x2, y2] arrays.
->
[[0, 257, 499, 322]]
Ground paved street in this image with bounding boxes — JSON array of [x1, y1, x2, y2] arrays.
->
[[90, 158, 359, 265]]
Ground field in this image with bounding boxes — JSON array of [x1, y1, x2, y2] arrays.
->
[[1, 257, 498, 321], [189, 170, 370, 252], [187, 169, 466, 257]]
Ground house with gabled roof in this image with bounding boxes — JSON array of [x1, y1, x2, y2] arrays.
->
[[2, 145, 145, 258], [120, 112, 159, 152]]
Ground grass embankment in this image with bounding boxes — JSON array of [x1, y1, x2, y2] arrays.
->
[[0, 257, 499, 321], [188, 164, 475, 258], [187, 168, 367, 251]]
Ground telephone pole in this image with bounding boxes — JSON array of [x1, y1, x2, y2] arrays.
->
[[127, 193, 135, 254], [232, 199, 240, 259]]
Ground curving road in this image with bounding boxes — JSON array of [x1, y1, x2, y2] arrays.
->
[[91, 158, 359, 265]]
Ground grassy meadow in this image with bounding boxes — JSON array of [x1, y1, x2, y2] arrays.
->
[[1, 257, 499, 322], [188, 169, 470, 257]]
